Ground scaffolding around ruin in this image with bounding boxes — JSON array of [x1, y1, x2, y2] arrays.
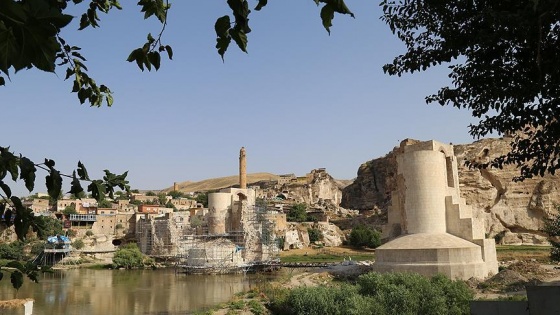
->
[[175, 204, 281, 274], [134, 201, 282, 274]]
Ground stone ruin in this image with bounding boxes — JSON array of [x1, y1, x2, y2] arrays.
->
[[373, 140, 498, 280]]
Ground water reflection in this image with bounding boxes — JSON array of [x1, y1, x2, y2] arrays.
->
[[0, 269, 264, 315]]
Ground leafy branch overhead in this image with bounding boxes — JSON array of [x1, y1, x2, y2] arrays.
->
[[215, 0, 354, 59], [381, 0, 560, 181], [1, 0, 354, 98], [0, 0, 172, 107], [0, 146, 130, 241]]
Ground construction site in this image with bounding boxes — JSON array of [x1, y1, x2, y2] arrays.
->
[[135, 147, 282, 274]]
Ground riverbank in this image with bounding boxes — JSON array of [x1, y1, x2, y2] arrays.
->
[[196, 245, 560, 314]]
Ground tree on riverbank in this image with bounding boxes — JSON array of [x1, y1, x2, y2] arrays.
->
[[112, 243, 150, 269]]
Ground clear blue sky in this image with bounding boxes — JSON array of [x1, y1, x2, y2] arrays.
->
[[2, 1, 482, 195]]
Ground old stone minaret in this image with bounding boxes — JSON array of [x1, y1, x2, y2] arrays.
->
[[239, 147, 247, 189]]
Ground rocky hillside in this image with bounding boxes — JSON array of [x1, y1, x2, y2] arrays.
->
[[285, 169, 343, 206], [342, 137, 560, 245], [163, 173, 280, 192]]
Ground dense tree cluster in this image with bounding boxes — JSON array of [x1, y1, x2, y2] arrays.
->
[[381, 0, 560, 180]]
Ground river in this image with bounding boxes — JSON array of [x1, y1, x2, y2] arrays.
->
[[0, 268, 270, 315]]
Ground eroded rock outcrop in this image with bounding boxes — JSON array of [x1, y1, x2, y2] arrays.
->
[[342, 137, 560, 245]]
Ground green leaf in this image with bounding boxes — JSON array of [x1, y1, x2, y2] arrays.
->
[[229, 28, 248, 53], [65, 68, 74, 80], [19, 156, 36, 192], [77, 161, 90, 180], [106, 94, 114, 106], [11, 196, 32, 241], [320, 4, 335, 34], [4, 209, 12, 227], [216, 36, 231, 60], [255, 0, 268, 11], [1, 150, 19, 181], [0, 22, 20, 75], [215, 15, 231, 37], [10, 271, 23, 291], [69, 170, 84, 197], [164, 45, 173, 60], [46, 169, 62, 200], [88, 179, 106, 201], [329, 0, 354, 17], [0, 180, 11, 198], [147, 51, 161, 71], [44, 158, 55, 169]]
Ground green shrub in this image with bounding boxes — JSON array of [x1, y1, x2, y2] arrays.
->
[[229, 300, 245, 310], [66, 229, 77, 237], [287, 203, 308, 222], [85, 230, 94, 237], [247, 300, 266, 315], [62, 204, 77, 216], [276, 284, 378, 315], [0, 242, 24, 260], [308, 228, 322, 243], [494, 231, 506, 244], [112, 243, 144, 269], [115, 224, 123, 229], [72, 239, 85, 250], [357, 272, 473, 315], [348, 225, 381, 248]]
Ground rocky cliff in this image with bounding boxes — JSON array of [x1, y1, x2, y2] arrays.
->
[[342, 137, 560, 245], [283, 169, 343, 208]]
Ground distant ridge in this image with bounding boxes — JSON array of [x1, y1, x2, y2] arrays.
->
[[162, 173, 280, 193]]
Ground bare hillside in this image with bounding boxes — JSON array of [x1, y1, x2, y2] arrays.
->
[[163, 173, 280, 193]]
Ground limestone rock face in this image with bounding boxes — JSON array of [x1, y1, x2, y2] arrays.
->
[[288, 169, 343, 206], [343, 137, 560, 245]]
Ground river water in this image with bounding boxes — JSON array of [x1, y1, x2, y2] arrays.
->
[[0, 268, 269, 315]]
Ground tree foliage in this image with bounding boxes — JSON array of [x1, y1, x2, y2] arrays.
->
[[307, 227, 322, 243], [0, 146, 130, 242], [543, 205, 560, 261], [0, 0, 354, 106], [381, 0, 560, 181], [287, 203, 308, 222], [62, 204, 77, 216], [195, 192, 208, 208], [33, 216, 63, 240], [112, 243, 145, 269], [348, 224, 381, 248]]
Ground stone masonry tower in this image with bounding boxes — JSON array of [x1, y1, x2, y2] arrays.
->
[[373, 140, 498, 280], [239, 147, 247, 189]]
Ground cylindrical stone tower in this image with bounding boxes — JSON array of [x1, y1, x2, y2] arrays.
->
[[239, 147, 247, 189], [207, 193, 230, 234], [399, 150, 448, 234]]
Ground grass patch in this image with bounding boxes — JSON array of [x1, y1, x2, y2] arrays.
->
[[496, 245, 551, 263], [496, 245, 551, 252]]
